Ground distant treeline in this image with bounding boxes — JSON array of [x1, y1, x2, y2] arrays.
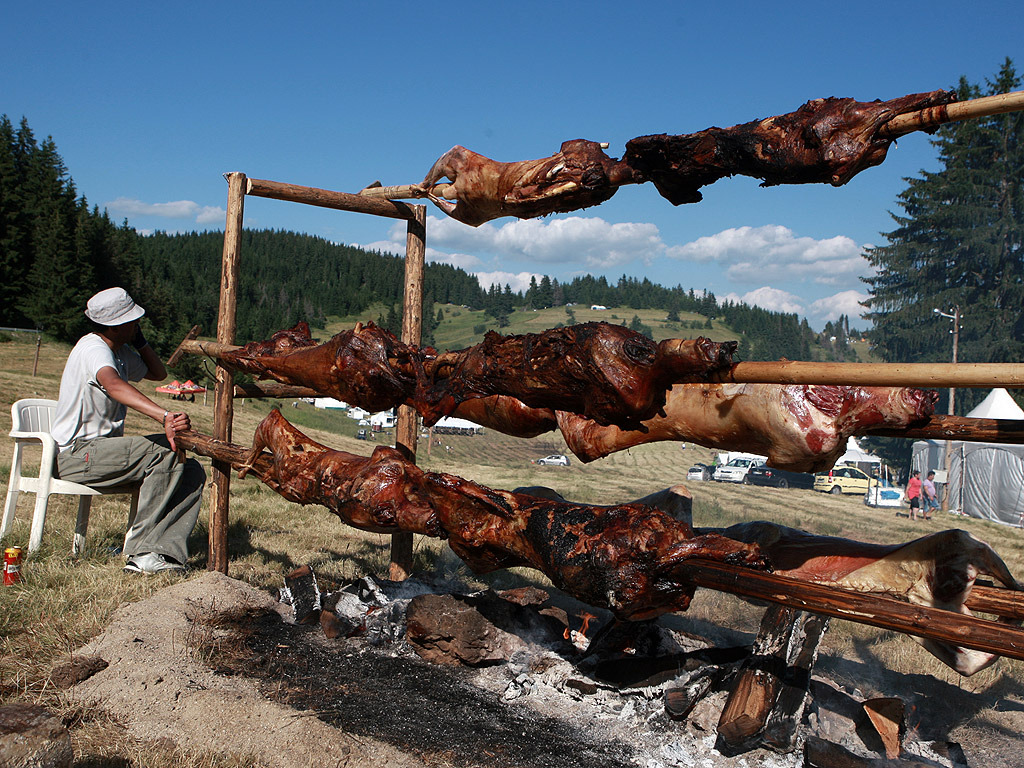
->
[[1, 113, 839, 363]]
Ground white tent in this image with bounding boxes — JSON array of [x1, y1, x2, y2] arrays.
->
[[836, 437, 881, 469], [912, 388, 1024, 527]]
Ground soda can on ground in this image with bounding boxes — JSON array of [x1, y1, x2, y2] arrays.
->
[[3, 546, 22, 585]]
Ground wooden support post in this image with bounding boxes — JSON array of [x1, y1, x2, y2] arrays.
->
[[210, 172, 246, 574], [717, 604, 829, 755], [245, 178, 417, 221], [389, 204, 426, 581]]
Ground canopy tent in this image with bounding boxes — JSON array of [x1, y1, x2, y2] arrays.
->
[[912, 388, 1024, 527], [836, 437, 882, 473], [155, 379, 183, 395]]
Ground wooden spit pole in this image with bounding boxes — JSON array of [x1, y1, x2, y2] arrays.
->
[[390, 204, 426, 581], [675, 559, 1024, 663], [245, 177, 417, 220], [210, 172, 246, 574], [880, 89, 1024, 138], [720, 360, 1024, 389]]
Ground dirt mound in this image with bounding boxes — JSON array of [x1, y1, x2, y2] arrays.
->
[[68, 572, 426, 768]]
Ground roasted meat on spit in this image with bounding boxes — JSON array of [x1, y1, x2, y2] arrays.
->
[[220, 321, 735, 431], [408, 90, 956, 223], [185, 409, 768, 621]]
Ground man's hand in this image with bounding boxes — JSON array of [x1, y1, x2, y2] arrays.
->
[[164, 411, 191, 453]]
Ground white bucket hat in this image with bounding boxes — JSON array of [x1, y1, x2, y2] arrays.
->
[[84, 287, 146, 326]]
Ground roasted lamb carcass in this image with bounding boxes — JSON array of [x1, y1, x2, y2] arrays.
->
[[221, 321, 736, 431], [555, 382, 937, 472], [709, 521, 1020, 675], [624, 90, 957, 205], [415, 139, 637, 226], [409, 90, 956, 224], [524, 484, 1020, 676], [204, 409, 767, 621]]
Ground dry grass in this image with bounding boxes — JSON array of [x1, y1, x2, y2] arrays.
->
[[2, 334, 1024, 763]]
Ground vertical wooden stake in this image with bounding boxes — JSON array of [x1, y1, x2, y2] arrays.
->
[[209, 172, 246, 574], [32, 334, 41, 376], [389, 204, 426, 581]]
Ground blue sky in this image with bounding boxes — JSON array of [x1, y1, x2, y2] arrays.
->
[[4, 1, 1020, 329]]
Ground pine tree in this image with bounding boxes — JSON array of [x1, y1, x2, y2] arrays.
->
[[863, 59, 1024, 407]]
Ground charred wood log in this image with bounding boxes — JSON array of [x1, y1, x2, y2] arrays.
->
[[716, 605, 829, 755]]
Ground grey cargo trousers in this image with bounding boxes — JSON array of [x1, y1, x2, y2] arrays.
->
[[57, 434, 206, 564]]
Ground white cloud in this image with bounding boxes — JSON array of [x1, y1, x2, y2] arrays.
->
[[809, 290, 870, 323], [667, 225, 871, 285], [106, 197, 225, 226], [196, 206, 226, 224], [421, 215, 662, 269], [721, 286, 806, 315], [474, 270, 542, 293]]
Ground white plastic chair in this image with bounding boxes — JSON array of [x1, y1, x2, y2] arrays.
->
[[2, 398, 140, 553]]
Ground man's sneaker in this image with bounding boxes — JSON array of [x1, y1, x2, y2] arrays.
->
[[124, 552, 186, 574]]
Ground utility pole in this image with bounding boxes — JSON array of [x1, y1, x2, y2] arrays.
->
[[933, 305, 962, 511]]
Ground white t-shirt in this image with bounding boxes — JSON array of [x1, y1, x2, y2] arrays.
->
[[51, 334, 149, 450]]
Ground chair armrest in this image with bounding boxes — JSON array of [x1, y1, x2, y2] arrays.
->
[[11, 430, 59, 469]]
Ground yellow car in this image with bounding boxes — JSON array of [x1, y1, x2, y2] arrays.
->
[[813, 465, 873, 495]]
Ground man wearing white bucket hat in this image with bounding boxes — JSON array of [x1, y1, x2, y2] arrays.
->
[[51, 287, 206, 574]]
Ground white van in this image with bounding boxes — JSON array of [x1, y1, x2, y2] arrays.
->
[[713, 455, 766, 483]]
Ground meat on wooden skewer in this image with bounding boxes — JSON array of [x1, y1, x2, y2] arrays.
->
[[709, 521, 1020, 675], [408, 90, 956, 224], [416, 139, 637, 226], [523, 484, 1020, 675], [625, 90, 956, 205], [212, 409, 769, 621], [554, 382, 938, 471], [215, 321, 936, 472], [180, 414, 1018, 675], [220, 321, 736, 431], [447, 382, 935, 473]]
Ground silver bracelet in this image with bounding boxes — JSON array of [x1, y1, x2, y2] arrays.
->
[[163, 410, 169, 424]]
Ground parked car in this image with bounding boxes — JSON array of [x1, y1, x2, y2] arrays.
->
[[535, 454, 571, 466], [686, 464, 712, 482], [713, 456, 765, 483], [864, 484, 905, 508], [745, 465, 815, 489], [813, 465, 873, 495]]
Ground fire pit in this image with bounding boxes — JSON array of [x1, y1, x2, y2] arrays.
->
[[182, 566, 968, 768]]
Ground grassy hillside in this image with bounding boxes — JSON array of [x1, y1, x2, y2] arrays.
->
[[328, 303, 741, 353]]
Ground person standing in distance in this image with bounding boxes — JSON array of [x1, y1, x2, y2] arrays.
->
[[51, 288, 206, 573], [906, 469, 922, 522]]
